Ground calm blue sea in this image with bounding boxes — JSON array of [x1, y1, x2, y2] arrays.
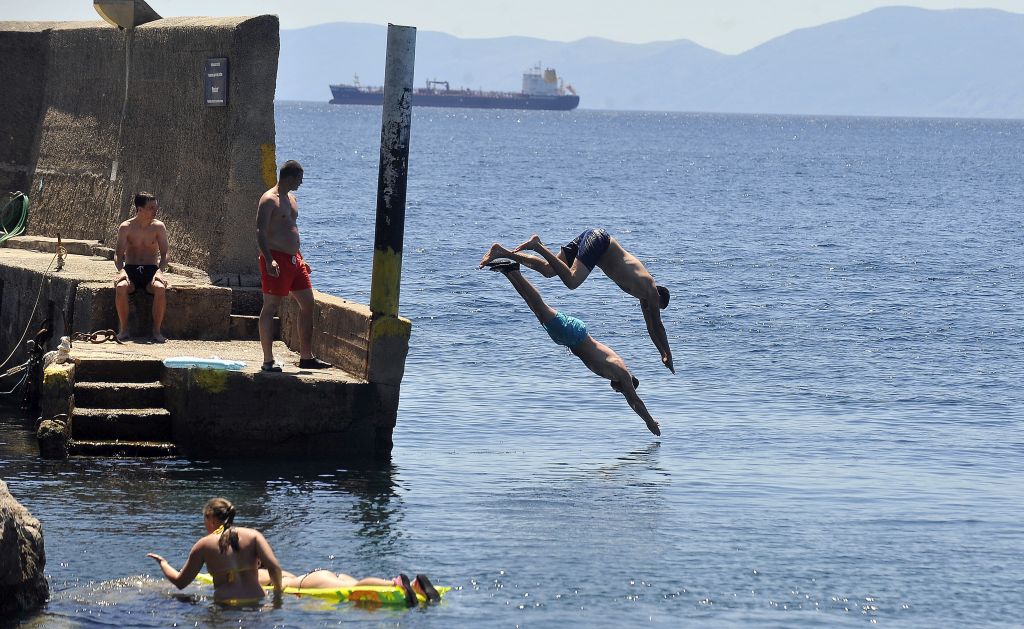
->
[[2, 104, 1023, 627]]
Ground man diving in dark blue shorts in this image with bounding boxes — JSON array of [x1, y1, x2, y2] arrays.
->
[[482, 258, 661, 436], [480, 229, 674, 373]]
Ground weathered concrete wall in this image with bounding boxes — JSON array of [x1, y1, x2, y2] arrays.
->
[[0, 480, 49, 616], [163, 368, 397, 458], [0, 262, 73, 368], [74, 281, 233, 340], [0, 16, 278, 279], [0, 24, 48, 195], [279, 291, 412, 384], [38, 360, 74, 459], [40, 361, 74, 420], [0, 248, 233, 367], [1, 249, 412, 388], [367, 316, 412, 386]]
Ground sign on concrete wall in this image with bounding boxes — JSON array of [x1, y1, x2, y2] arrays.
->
[[204, 58, 228, 106]]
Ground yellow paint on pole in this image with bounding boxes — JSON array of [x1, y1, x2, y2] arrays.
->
[[370, 247, 403, 316], [260, 143, 277, 188], [370, 314, 411, 340]]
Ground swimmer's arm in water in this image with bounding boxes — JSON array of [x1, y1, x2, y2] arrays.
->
[[254, 532, 283, 595], [146, 542, 204, 589]]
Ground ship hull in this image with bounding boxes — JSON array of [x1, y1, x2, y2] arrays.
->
[[329, 86, 579, 111]]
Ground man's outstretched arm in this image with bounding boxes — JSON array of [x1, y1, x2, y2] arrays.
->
[[641, 302, 674, 373], [618, 377, 661, 436], [570, 339, 661, 436]]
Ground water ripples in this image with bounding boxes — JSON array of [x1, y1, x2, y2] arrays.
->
[[2, 107, 1023, 626]]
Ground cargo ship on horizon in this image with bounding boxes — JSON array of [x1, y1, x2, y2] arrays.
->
[[329, 65, 580, 111]]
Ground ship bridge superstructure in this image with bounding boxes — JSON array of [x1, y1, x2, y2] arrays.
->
[[522, 65, 566, 96]]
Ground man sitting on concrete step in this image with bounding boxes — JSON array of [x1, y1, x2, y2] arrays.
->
[[114, 191, 169, 343]]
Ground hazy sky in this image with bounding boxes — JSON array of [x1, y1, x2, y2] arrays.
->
[[4, 0, 1023, 53]]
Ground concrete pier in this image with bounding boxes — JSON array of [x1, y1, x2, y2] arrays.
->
[[1, 238, 409, 459], [0, 15, 413, 461]]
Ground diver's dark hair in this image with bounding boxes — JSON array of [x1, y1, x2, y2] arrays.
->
[[134, 192, 156, 208], [657, 285, 670, 309], [204, 497, 239, 554], [279, 160, 304, 180]]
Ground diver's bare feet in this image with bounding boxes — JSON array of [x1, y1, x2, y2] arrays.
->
[[513, 234, 542, 253], [645, 418, 661, 436], [479, 243, 513, 268], [152, 333, 167, 344], [116, 330, 131, 342]]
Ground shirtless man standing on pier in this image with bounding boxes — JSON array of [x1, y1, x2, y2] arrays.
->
[[256, 160, 331, 372], [114, 192, 169, 342], [480, 228, 674, 373]]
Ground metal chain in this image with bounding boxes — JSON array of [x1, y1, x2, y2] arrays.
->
[[0, 360, 29, 380], [70, 329, 123, 344]]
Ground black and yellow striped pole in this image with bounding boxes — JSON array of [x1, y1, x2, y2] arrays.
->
[[367, 24, 415, 385]]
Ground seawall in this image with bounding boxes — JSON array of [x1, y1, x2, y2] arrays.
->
[[1, 242, 411, 459], [0, 16, 278, 281]]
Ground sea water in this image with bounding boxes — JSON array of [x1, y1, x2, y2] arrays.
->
[[1, 105, 1022, 627]]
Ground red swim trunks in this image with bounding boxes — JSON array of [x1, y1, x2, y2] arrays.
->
[[259, 250, 312, 296]]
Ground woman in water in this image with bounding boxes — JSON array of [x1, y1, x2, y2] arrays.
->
[[147, 497, 283, 604]]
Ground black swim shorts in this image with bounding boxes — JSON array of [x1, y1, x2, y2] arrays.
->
[[561, 228, 610, 270], [125, 264, 159, 290]]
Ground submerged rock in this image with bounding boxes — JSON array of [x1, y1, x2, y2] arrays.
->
[[36, 416, 70, 460], [0, 480, 49, 615]]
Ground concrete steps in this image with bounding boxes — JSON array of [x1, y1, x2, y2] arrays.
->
[[72, 407, 172, 441], [70, 440, 177, 457], [75, 358, 163, 383], [74, 381, 165, 408], [69, 357, 176, 458]]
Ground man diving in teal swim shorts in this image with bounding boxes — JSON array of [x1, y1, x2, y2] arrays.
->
[[480, 228, 674, 373], [483, 258, 661, 436]]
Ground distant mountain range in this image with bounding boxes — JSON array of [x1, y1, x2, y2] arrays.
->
[[278, 7, 1024, 118]]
